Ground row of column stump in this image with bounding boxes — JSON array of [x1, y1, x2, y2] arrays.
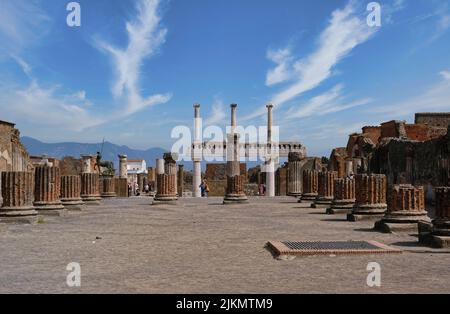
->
[[0, 166, 115, 223], [299, 170, 450, 248]]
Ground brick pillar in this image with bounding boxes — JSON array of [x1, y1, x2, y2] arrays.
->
[[0, 171, 38, 223], [100, 175, 116, 198], [301, 170, 318, 202], [375, 184, 429, 232], [114, 177, 128, 197], [60, 175, 84, 210], [348, 174, 387, 221], [153, 153, 178, 204], [287, 152, 303, 198], [177, 165, 184, 197], [328, 177, 355, 214], [34, 165, 65, 214], [81, 173, 101, 205], [313, 171, 337, 208], [432, 187, 450, 238], [118, 155, 127, 178]]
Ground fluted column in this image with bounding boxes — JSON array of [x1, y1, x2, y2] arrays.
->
[[0, 171, 37, 223], [375, 184, 429, 232], [300, 170, 318, 202], [153, 153, 178, 204], [224, 104, 248, 204], [313, 171, 337, 208], [348, 174, 387, 221], [287, 152, 303, 198], [61, 175, 84, 210], [100, 175, 116, 198], [328, 177, 355, 214], [81, 173, 101, 205], [34, 165, 65, 214], [433, 187, 450, 237]]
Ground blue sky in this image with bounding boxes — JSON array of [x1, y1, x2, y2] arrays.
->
[[0, 0, 449, 157]]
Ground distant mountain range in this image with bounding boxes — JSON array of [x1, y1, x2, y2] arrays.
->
[[21, 136, 167, 169]]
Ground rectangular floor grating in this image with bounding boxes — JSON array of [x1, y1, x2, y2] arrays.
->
[[267, 240, 402, 257]]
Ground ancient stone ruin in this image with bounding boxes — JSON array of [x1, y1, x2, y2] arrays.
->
[[153, 154, 178, 204], [60, 175, 84, 210], [300, 170, 318, 202], [80, 173, 102, 205], [347, 174, 387, 221], [33, 165, 65, 215], [327, 177, 355, 215], [0, 171, 37, 223], [312, 171, 337, 208]]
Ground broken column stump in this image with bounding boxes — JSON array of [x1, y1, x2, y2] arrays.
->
[[375, 184, 430, 233], [347, 174, 387, 222], [33, 165, 66, 216], [100, 175, 117, 198], [153, 153, 178, 205], [312, 171, 337, 208], [81, 173, 102, 205], [420, 187, 450, 248], [0, 171, 38, 223], [300, 170, 318, 203], [60, 175, 85, 210], [327, 177, 355, 215], [287, 152, 303, 199]]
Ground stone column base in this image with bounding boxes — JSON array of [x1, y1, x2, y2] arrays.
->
[[374, 220, 427, 234], [34, 202, 66, 216], [61, 199, 85, 211], [419, 223, 450, 248], [300, 193, 317, 202], [347, 204, 387, 221], [101, 192, 117, 198], [152, 196, 178, 205], [223, 195, 249, 205], [287, 193, 302, 198], [0, 207, 39, 224], [81, 195, 102, 205], [312, 197, 333, 208], [326, 200, 355, 215]]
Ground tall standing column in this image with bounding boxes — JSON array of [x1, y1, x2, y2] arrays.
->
[[265, 104, 275, 198], [0, 171, 37, 223], [375, 184, 429, 233], [328, 177, 356, 214], [178, 165, 184, 197], [287, 152, 303, 198], [34, 165, 65, 215], [81, 173, 102, 205], [300, 170, 318, 202], [153, 154, 178, 204], [224, 104, 248, 204], [192, 103, 202, 198], [312, 171, 338, 208], [348, 174, 387, 221], [61, 175, 84, 210], [118, 155, 128, 178]]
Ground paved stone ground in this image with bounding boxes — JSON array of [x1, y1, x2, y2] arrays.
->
[[0, 196, 449, 294]]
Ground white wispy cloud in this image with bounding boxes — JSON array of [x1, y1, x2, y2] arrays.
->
[[370, 70, 450, 116], [246, 1, 377, 121], [286, 84, 372, 119], [265, 48, 294, 86], [204, 97, 227, 126], [0, 0, 50, 54], [96, 0, 171, 115]]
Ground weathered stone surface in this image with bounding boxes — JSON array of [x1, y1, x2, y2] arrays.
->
[[300, 170, 318, 202], [287, 154, 302, 197], [100, 175, 116, 198], [327, 177, 355, 215], [33, 165, 65, 215], [375, 184, 430, 233], [60, 175, 84, 210], [275, 166, 288, 196], [312, 171, 337, 208], [81, 173, 101, 205], [223, 175, 248, 204], [177, 165, 184, 196], [153, 154, 178, 204], [0, 171, 37, 223], [118, 155, 127, 179], [114, 177, 128, 198], [348, 174, 387, 221]]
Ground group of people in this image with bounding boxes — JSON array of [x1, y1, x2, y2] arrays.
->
[[127, 182, 152, 197], [199, 179, 210, 197]]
